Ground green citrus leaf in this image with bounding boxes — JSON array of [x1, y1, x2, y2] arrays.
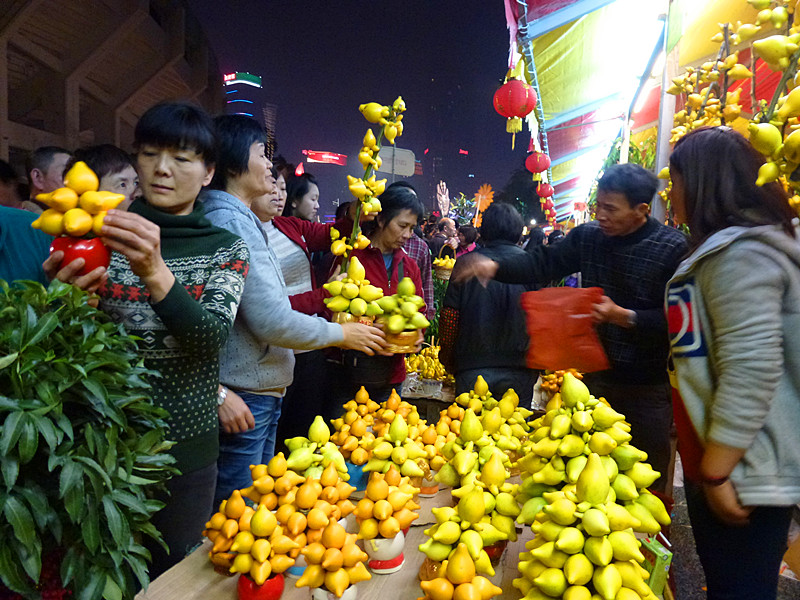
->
[[4, 495, 36, 552], [0, 352, 19, 370]]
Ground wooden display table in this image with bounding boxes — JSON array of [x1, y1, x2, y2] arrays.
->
[[136, 487, 533, 600]]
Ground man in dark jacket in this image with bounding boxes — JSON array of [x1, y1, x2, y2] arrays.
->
[[453, 164, 688, 490], [440, 203, 538, 406]]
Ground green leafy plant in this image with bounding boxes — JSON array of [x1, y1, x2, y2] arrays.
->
[[424, 277, 449, 344], [448, 192, 476, 225], [0, 280, 176, 600]]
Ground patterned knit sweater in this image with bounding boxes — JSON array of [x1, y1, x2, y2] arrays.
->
[[98, 199, 249, 473]]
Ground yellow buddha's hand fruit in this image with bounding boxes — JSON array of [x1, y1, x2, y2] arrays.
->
[[79, 190, 125, 214], [31, 209, 65, 236], [62, 208, 93, 237], [359, 102, 389, 124], [37, 187, 79, 212], [347, 257, 366, 281], [92, 212, 107, 236], [64, 160, 99, 195]]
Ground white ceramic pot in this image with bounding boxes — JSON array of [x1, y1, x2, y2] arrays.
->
[[311, 583, 358, 600], [363, 531, 405, 574]]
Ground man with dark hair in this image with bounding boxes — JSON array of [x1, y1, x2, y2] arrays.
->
[[455, 163, 688, 490], [441, 203, 538, 405], [22, 146, 72, 213]]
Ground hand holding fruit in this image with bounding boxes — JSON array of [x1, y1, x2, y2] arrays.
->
[[100, 210, 176, 303], [339, 322, 388, 355]]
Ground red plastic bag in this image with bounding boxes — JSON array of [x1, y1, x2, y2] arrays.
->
[[520, 286, 610, 372]]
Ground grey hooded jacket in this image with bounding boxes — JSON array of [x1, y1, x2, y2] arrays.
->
[[667, 225, 800, 506], [200, 189, 342, 394]]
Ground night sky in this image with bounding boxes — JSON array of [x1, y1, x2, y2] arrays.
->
[[190, 0, 527, 217]]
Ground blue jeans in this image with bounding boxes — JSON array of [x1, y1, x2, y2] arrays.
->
[[685, 479, 793, 600], [214, 391, 283, 509]]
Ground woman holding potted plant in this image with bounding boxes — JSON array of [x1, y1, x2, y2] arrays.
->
[[332, 183, 426, 404], [47, 101, 251, 579]]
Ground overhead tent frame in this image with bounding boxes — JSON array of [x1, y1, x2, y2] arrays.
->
[[508, 0, 669, 222]]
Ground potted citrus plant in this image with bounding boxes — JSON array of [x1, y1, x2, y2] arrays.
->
[[0, 280, 176, 599]]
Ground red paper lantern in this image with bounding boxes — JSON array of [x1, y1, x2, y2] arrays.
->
[[493, 78, 537, 149], [541, 198, 555, 212], [526, 152, 551, 174], [537, 182, 554, 198]]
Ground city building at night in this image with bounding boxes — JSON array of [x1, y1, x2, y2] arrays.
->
[[223, 71, 277, 158]]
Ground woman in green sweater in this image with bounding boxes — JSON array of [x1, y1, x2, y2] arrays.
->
[[48, 102, 249, 579]]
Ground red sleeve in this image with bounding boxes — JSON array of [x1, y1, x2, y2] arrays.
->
[[274, 216, 333, 254], [289, 287, 329, 316]]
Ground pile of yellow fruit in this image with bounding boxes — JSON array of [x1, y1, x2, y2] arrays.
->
[[421, 449, 519, 574], [294, 518, 372, 597], [354, 468, 421, 540], [433, 256, 456, 270], [329, 386, 381, 466], [539, 369, 584, 396], [283, 416, 351, 482], [323, 257, 385, 318], [362, 412, 428, 478], [418, 543, 503, 600], [406, 345, 453, 382], [375, 277, 430, 334], [512, 374, 671, 600], [31, 161, 125, 236]]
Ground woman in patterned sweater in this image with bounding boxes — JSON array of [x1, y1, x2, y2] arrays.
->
[[48, 102, 249, 579]]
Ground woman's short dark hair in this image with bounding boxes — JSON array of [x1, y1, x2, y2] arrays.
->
[[670, 126, 795, 248], [458, 224, 479, 245], [283, 173, 319, 216], [527, 227, 546, 249], [597, 162, 658, 207], [134, 102, 216, 165], [209, 115, 267, 190], [363, 184, 424, 236], [480, 203, 524, 243], [73, 144, 136, 180], [548, 230, 565, 245]]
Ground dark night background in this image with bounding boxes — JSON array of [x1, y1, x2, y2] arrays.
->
[[191, 0, 542, 223]]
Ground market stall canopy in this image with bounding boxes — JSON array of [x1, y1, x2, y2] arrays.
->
[[506, 0, 766, 221]]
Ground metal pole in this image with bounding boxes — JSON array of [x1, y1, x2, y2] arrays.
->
[[652, 3, 678, 221]]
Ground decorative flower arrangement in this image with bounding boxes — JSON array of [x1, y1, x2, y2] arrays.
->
[[294, 518, 372, 597], [354, 468, 420, 574], [205, 457, 357, 586], [324, 98, 405, 320], [665, 2, 800, 213], [31, 161, 124, 275]]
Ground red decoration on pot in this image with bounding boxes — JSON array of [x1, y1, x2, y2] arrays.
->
[[238, 573, 285, 600], [50, 236, 110, 277], [537, 182, 554, 198], [493, 78, 537, 149]]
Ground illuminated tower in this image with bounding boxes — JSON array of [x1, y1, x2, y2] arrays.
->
[[224, 71, 265, 120]]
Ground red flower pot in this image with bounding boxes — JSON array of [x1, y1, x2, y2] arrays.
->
[[237, 573, 285, 600]]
